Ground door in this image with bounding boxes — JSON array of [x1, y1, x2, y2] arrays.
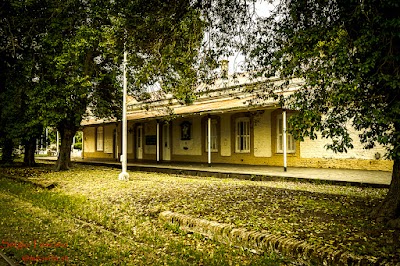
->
[[162, 124, 171, 161], [136, 126, 143, 159]]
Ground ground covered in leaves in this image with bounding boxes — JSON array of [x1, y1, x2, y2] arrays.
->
[[1, 162, 399, 265]]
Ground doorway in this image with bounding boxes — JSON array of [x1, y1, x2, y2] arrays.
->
[[162, 124, 171, 161], [136, 126, 143, 160]]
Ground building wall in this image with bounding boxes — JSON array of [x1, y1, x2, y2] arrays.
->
[[104, 125, 114, 154], [299, 122, 392, 171], [82, 110, 393, 171], [254, 110, 272, 158], [172, 117, 202, 156], [220, 113, 231, 157], [300, 125, 387, 160], [144, 121, 157, 157], [83, 127, 95, 153], [83, 125, 114, 159]]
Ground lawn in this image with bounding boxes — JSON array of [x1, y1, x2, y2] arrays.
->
[[0, 162, 398, 265]]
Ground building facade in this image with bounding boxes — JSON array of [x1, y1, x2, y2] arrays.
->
[[81, 77, 392, 171]]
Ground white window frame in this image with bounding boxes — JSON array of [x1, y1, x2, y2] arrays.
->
[[235, 117, 250, 153], [205, 119, 218, 152], [96, 126, 104, 151], [276, 114, 296, 153]]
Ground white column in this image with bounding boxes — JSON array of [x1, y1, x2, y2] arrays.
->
[[208, 116, 211, 166], [156, 121, 160, 163], [119, 50, 129, 180], [283, 110, 287, 172]]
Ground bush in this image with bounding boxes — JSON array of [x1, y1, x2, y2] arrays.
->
[[73, 142, 82, 150]]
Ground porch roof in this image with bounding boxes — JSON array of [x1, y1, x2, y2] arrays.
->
[[80, 96, 276, 126], [125, 95, 278, 121], [81, 77, 304, 126]]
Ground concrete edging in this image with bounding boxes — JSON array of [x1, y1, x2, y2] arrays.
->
[[159, 211, 380, 266]]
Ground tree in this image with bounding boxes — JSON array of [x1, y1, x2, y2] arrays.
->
[[29, 0, 118, 170], [28, 0, 206, 170], [0, 0, 47, 166], [118, 1, 206, 104], [232, 0, 400, 226], [1, 0, 206, 170]]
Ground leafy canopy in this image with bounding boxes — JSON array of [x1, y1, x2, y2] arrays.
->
[[242, 0, 400, 159]]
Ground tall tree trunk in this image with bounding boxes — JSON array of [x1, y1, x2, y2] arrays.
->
[[1, 138, 14, 164], [372, 159, 400, 228], [23, 137, 36, 167], [55, 128, 75, 171]]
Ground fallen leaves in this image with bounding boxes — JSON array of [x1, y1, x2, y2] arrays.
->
[[0, 163, 398, 264]]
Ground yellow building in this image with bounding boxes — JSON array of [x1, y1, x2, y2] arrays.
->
[[81, 76, 392, 171]]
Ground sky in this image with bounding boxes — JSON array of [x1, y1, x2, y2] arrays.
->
[[227, 0, 275, 74]]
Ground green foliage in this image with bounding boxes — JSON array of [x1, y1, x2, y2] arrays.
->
[[116, 1, 206, 104], [202, 0, 400, 223], [1, 0, 210, 167], [32, 0, 121, 131], [0, 0, 49, 163], [246, 0, 400, 159], [73, 142, 82, 150]]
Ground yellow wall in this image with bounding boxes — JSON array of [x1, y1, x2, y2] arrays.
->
[[170, 109, 392, 171], [103, 125, 114, 154], [82, 110, 393, 171], [172, 117, 202, 156], [254, 110, 272, 158], [83, 124, 115, 160], [220, 113, 231, 157], [144, 121, 157, 156], [83, 127, 95, 153]]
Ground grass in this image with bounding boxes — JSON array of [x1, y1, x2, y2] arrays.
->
[[0, 162, 399, 265]]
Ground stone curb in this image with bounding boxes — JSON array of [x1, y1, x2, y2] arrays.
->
[[159, 211, 380, 266]]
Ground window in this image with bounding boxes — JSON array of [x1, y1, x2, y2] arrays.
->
[[235, 118, 250, 153], [205, 119, 218, 152], [276, 114, 296, 153], [96, 126, 104, 151]]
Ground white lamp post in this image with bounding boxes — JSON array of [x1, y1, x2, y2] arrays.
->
[[119, 50, 129, 180], [283, 109, 287, 172]]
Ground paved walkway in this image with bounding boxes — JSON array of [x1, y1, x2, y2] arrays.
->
[[37, 157, 392, 187]]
